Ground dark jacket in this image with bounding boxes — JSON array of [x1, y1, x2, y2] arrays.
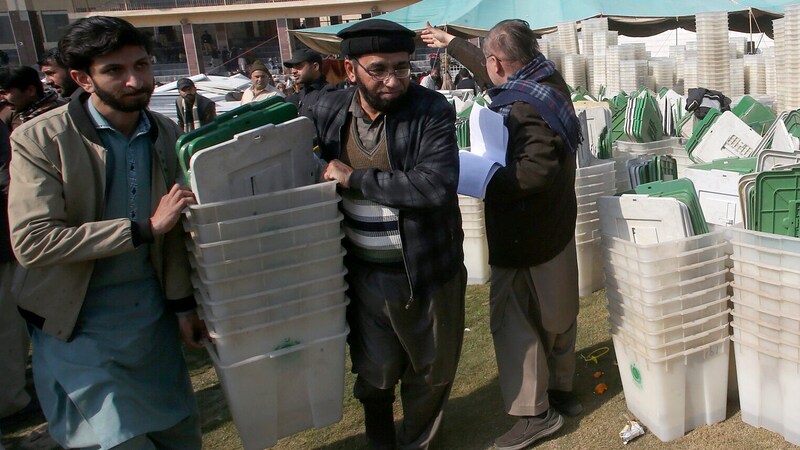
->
[[175, 93, 216, 130], [448, 38, 577, 268], [312, 83, 464, 299], [0, 120, 12, 262], [287, 75, 337, 119]]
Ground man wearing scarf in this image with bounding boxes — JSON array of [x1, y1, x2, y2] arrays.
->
[[423, 19, 582, 450], [0, 66, 66, 132], [175, 78, 216, 132]]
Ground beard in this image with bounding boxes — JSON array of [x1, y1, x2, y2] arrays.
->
[[92, 80, 154, 113], [354, 75, 407, 114]]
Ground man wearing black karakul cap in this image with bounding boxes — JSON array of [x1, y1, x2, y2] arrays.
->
[[312, 19, 466, 449]]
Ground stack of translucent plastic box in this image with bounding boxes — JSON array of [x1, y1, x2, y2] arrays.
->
[[696, 11, 730, 94], [459, 195, 490, 284], [600, 230, 732, 442], [185, 180, 349, 449], [574, 160, 615, 296], [727, 227, 800, 446]]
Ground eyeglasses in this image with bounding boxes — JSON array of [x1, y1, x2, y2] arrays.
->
[[480, 54, 503, 67], [352, 58, 411, 82]]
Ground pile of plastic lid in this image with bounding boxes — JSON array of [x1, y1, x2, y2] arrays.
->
[[459, 195, 490, 284], [624, 154, 678, 188], [726, 227, 800, 446], [598, 201, 732, 441], [624, 91, 664, 143], [696, 11, 731, 94]]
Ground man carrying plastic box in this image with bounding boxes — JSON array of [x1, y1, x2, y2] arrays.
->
[[8, 16, 205, 449], [312, 19, 466, 450], [423, 19, 583, 450]]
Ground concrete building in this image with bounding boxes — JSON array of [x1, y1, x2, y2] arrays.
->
[[0, 0, 416, 78]]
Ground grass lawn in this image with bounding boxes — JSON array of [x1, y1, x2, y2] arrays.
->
[[3, 286, 798, 449]]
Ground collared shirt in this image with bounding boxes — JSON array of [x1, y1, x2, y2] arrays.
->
[[240, 84, 284, 105], [349, 91, 385, 150], [86, 99, 154, 288]]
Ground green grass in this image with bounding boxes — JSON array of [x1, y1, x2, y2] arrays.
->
[[3, 286, 798, 449]]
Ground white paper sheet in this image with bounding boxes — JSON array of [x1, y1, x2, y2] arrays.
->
[[469, 102, 508, 165], [458, 150, 501, 199]]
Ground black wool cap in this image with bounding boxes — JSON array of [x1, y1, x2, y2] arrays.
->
[[337, 19, 416, 57]]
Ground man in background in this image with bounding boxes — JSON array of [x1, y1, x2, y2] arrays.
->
[[175, 77, 216, 132], [0, 66, 65, 131], [38, 48, 81, 99], [284, 48, 336, 118], [240, 60, 284, 104]]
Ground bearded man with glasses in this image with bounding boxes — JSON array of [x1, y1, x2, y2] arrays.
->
[[311, 19, 466, 450]]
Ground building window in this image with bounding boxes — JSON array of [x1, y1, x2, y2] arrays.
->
[[41, 11, 70, 43], [0, 15, 14, 45]]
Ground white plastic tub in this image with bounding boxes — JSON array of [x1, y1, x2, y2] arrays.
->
[[731, 323, 800, 361], [209, 298, 349, 366], [609, 308, 730, 347], [188, 215, 343, 263], [731, 270, 800, 304], [197, 271, 347, 317], [731, 310, 800, 347], [600, 231, 727, 262], [462, 227, 485, 239], [190, 235, 343, 281], [575, 160, 615, 177], [577, 237, 603, 296], [206, 328, 349, 450], [186, 181, 338, 225], [604, 255, 729, 290], [726, 227, 800, 254], [607, 290, 730, 330], [732, 336, 800, 446], [187, 198, 340, 243], [576, 171, 614, 188], [575, 179, 615, 197], [195, 251, 346, 302], [730, 240, 800, 267], [602, 242, 729, 276], [606, 282, 729, 318], [604, 269, 729, 305], [612, 333, 730, 442], [463, 234, 489, 285], [611, 321, 730, 360], [730, 256, 800, 287], [202, 286, 348, 333]]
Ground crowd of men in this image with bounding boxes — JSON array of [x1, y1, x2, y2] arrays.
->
[[0, 14, 581, 450]]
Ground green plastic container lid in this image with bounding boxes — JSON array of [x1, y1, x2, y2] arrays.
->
[[687, 157, 757, 174], [732, 96, 776, 136], [753, 168, 800, 237], [685, 109, 723, 156]]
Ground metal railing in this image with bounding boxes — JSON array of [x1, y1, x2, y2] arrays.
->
[[71, 0, 305, 12]]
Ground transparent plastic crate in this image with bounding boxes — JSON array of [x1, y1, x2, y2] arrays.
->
[[576, 218, 600, 235], [208, 298, 349, 366], [732, 310, 800, 347], [606, 286, 730, 327], [604, 255, 729, 290], [576, 228, 601, 244], [732, 322, 800, 363], [201, 286, 348, 333], [726, 226, 800, 254], [577, 237, 603, 296], [612, 334, 730, 442], [576, 170, 614, 187], [731, 286, 800, 327], [609, 308, 730, 347], [600, 231, 728, 262], [190, 235, 343, 281], [197, 271, 347, 318], [604, 269, 729, 305], [731, 256, 800, 286], [576, 178, 615, 196], [732, 337, 800, 446], [730, 240, 800, 270], [731, 270, 800, 304], [577, 189, 615, 206], [186, 198, 340, 244], [602, 242, 729, 275], [206, 328, 348, 450], [611, 321, 730, 360], [576, 160, 615, 177], [188, 215, 343, 263], [186, 181, 338, 226], [195, 252, 346, 302]]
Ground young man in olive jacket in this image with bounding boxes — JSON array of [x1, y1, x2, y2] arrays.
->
[[424, 19, 582, 450], [313, 19, 466, 450]]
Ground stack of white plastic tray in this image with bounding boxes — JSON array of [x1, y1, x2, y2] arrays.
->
[[601, 231, 732, 442], [726, 227, 800, 446], [619, 60, 648, 94], [696, 11, 730, 94], [649, 58, 675, 92], [184, 181, 348, 449], [459, 195, 490, 284], [605, 45, 621, 96], [782, 6, 800, 111], [557, 21, 580, 56], [575, 160, 615, 296], [773, 18, 787, 113], [730, 58, 745, 98], [744, 54, 767, 95], [562, 54, 587, 90]]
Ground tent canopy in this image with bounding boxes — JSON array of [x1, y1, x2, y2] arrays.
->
[[292, 0, 793, 55]]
